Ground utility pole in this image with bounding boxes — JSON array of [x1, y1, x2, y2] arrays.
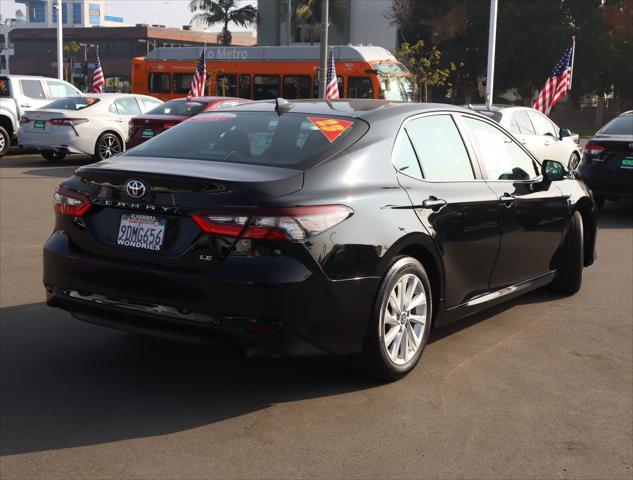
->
[[318, 0, 329, 98], [56, 0, 63, 80], [485, 0, 498, 107], [287, 0, 292, 45]]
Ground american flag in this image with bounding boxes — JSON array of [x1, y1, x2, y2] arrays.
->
[[533, 44, 575, 115], [188, 47, 206, 100], [91, 47, 105, 94], [326, 50, 339, 99]]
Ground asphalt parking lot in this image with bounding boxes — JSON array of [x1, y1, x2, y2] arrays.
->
[[1, 153, 632, 480]]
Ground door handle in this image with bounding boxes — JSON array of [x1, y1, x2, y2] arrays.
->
[[21, 103, 32, 108], [421, 197, 447, 210], [499, 193, 516, 208]]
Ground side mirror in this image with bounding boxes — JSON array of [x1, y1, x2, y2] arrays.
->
[[542, 159, 566, 181], [559, 128, 572, 139]]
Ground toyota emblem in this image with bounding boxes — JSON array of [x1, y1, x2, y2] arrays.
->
[[125, 180, 147, 199]]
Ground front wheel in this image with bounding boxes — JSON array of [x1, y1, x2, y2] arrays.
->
[[94, 132, 122, 162], [360, 257, 432, 382], [550, 210, 584, 295], [0, 126, 10, 158]]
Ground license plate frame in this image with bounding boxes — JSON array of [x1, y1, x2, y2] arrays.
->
[[116, 214, 167, 251], [142, 128, 155, 138], [621, 158, 633, 169], [34, 120, 45, 130]]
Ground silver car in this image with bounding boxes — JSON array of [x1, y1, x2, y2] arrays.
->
[[17, 93, 162, 161], [469, 105, 582, 170]]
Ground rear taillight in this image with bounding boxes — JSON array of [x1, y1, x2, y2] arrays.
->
[[191, 205, 353, 241], [163, 122, 177, 129], [19, 116, 30, 125], [54, 186, 92, 217], [584, 143, 606, 159], [49, 118, 89, 126]]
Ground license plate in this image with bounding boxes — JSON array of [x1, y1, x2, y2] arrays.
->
[[34, 120, 45, 129], [142, 129, 155, 138], [621, 158, 633, 169], [117, 214, 166, 251]]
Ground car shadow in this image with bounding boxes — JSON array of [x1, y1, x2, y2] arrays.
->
[[597, 199, 633, 229], [1, 288, 561, 457]]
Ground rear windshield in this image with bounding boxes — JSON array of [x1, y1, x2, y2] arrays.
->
[[0, 77, 9, 97], [601, 115, 633, 136], [127, 111, 369, 168], [147, 100, 205, 116], [45, 97, 100, 110]]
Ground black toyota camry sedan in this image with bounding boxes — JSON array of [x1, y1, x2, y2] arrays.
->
[[44, 100, 597, 380]]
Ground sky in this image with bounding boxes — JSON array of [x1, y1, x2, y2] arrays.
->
[[0, 0, 256, 30]]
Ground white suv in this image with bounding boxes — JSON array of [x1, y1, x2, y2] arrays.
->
[[0, 75, 83, 157]]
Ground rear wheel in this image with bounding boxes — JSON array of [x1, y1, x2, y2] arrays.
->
[[360, 257, 432, 382], [0, 126, 9, 158], [568, 152, 580, 170], [41, 150, 67, 161], [94, 132, 122, 161], [551, 210, 584, 295]]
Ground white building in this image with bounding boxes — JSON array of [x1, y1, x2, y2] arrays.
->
[[15, 0, 128, 28], [0, 20, 17, 74]]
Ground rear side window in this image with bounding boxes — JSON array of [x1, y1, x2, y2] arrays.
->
[[128, 112, 369, 169], [46, 80, 79, 98], [45, 97, 100, 110], [148, 100, 204, 116], [20, 79, 46, 99], [148, 73, 171, 93], [173, 73, 193, 94], [512, 110, 536, 135], [601, 115, 633, 135], [0, 77, 10, 97], [406, 115, 474, 181], [254, 75, 280, 100], [392, 130, 422, 179], [114, 98, 142, 116], [528, 110, 557, 136]]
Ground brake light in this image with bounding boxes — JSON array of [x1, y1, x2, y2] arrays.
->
[[49, 118, 89, 126], [54, 186, 92, 217], [163, 122, 178, 129], [191, 205, 353, 241], [19, 116, 30, 125], [584, 143, 606, 158]]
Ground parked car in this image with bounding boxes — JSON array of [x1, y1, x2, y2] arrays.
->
[[577, 111, 633, 208], [0, 75, 83, 157], [43, 100, 597, 381], [18, 93, 162, 161], [127, 96, 247, 149], [468, 105, 581, 169]]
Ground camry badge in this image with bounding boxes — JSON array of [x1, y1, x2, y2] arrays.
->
[[125, 180, 147, 199]]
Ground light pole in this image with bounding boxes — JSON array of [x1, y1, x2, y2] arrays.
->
[[318, 0, 329, 99], [485, 0, 498, 107], [55, 0, 63, 80]]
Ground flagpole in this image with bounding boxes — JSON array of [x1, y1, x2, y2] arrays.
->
[[569, 36, 576, 89], [485, 0, 498, 108], [318, 0, 329, 99], [56, 0, 63, 80]]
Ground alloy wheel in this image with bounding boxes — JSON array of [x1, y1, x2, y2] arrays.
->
[[98, 134, 121, 160], [0, 133, 6, 151], [381, 273, 427, 366]]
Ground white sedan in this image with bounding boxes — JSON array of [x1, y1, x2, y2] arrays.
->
[[469, 105, 582, 170], [17, 93, 162, 161]]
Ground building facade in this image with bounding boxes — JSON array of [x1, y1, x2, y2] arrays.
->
[[0, 20, 17, 74], [258, 0, 398, 51], [15, 0, 126, 28]]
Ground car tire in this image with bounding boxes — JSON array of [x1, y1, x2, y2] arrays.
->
[[569, 152, 580, 170], [551, 210, 584, 295], [41, 150, 68, 161], [360, 256, 433, 382], [0, 126, 10, 158], [93, 132, 122, 162], [593, 194, 606, 209]]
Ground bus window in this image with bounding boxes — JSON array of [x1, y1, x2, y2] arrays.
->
[[148, 73, 171, 94], [217, 74, 237, 97], [283, 75, 311, 99], [239, 75, 252, 99], [348, 77, 374, 99], [173, 73, 194, 94], [313, 76, 343, 98], [254, 75, 280, 100]]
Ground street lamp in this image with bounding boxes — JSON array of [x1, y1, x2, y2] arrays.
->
[[54, 0, 63, 79]]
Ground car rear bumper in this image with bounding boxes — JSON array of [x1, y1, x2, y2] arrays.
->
[[17, 130, 94, 155], [578, 164, 633, 198], [43, 231, 379, 355], [126, 136, 150, 149]]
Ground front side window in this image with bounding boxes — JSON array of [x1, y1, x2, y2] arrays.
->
[[254, 75, 280, 100], [527, 110, 558, 137], [46, 80, 78, 98], [148, 73, 171, 93], [173, 73, 194, 94], [20, 79, 45, 99], [217, 74, 237, 97], [283, 76, 311, 99], [406, 115, 474, 181], [114, 97, 142, 116], [392, 130, 422, 179], [462, 116, 539, 181], [0, 77, 10, 97], [239, 75, 252, 99], [348, 77, 374, 99]]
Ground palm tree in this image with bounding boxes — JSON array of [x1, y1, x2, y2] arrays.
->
[[293, 0, 347, 44], [189, 0, 257, 46]]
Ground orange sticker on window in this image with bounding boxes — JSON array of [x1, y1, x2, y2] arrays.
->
[[307, 117, 354, 143]]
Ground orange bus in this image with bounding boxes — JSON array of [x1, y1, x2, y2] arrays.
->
[[131, 45, 414, 102]]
